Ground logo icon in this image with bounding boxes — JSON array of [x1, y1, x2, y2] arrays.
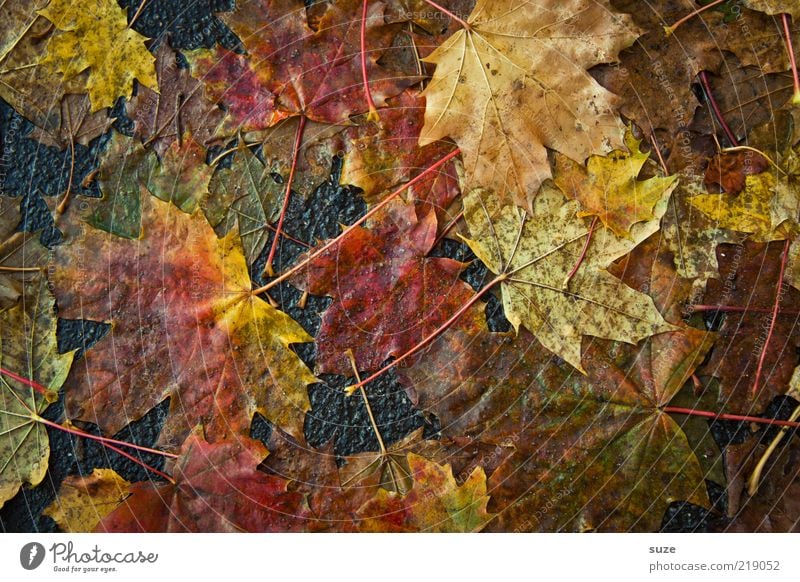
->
[[20, 542, 45, 570]]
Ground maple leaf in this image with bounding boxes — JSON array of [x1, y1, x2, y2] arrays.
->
[[43, 469, 131, 533], [698, 241, 800, 412], [591, 0, 726, 137], [357, 453, 494, 532], [689, 170, 798, 242], [97, 433, 311, 532], [0, 197, 49, 309], [743, 0, 800, 19], [338, 428, 423, 496], [718, 414, 800, 532], [51, 194, 316, 450], [688, 54, 794, 142], [0, 0, 80, 134], [126, 43, 228, 157], [256, 117, 349, 196], [419, 0, 640, 209], [28, 93, 113, 150], [38, 0, 157, 111], [88, 132, 216, 238], [716, 7, 800, 74], [553, 129, 678, 237], [206, 143, 284, 265], [340, 88, 460, 215], [84, 132, 152, 239], [660, 173, 741, 291], [0, 281, 74, 508], [143, 134, 214, 215], [187, 0, 414, 133], [487, 333, 711, 532], [291, 200, 478, 375], [402, 238, 716, 532], [461, 184, 675, 372], [401, 327, 548, 444]]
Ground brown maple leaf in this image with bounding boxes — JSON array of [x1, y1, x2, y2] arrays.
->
[[420, 0, 640, 209]]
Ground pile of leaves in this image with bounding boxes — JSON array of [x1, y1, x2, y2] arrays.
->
[[2, 0, 800, 533]]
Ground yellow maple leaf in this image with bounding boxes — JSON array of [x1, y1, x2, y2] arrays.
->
[[688, 171, 798, 242], [419, 0, 640, 210], [461, 184, 675, 373], [43, 469, 131, 533], [38, 0, 157, 111], [554, 130, 678, 237]]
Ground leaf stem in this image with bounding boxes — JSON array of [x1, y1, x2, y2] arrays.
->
[[664, 0, 726, 36], [264, 115, 306, 277], [751, 239, 791, 398], [747, 403, 800, 496], [688, 304, 800, 316], [346, 350, 387, 455], [562, 216, 598, 290], [345, 272, 506, 395], [782, 14, 800, 105], [649, 130, 669, 174], [0, 366, 49, 396], [360, 0, 379, 122], [0, 367, 176, 481], [127, 0, 149, 29], [698, 71, 739, 147], [251, 148, 461, 296], [720, 145, 785, 175], [0, 265, 42, 272], [421, 0, 471, 30], [33, 415, 177, 460], [663, 406, 800, 429]]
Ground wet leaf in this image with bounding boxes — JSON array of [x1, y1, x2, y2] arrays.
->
[[591, 0, 725, 136], [704, 150, 770, 195], [292, 200, 478, 375], [699, 241, 800, 412], [0, 197, 49, 309], [689, 170, 798, 242], [420, 0, 640, 209], [52, 193, 316, 450], [97, 433, 311, 532], [187, 0, 414, 132], [127, 43, 227, 157], [28, 94, 113, 150], [206, 143, 283, 264], [44, 469, 131, 533], [38, 0, 157, 111], [462, 184, 675, 372], [143, 134, 214, 215], [0, 281, 74, 507], [340, 88, 460, 215], [488, 334, 712, 532], [553, 129, 678, 237], [357, 453, 494, 532]]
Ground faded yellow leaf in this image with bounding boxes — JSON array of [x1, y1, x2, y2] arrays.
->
[[661, 174, 741, 292], [0, 281, 74, 508], [462, 184, 675, 372], [419, 0, 640, 210], [554, 130, 678, 237], [688, 171, 798, 242], [44, 469, 131, 533], [38, 0, 157, 111]]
